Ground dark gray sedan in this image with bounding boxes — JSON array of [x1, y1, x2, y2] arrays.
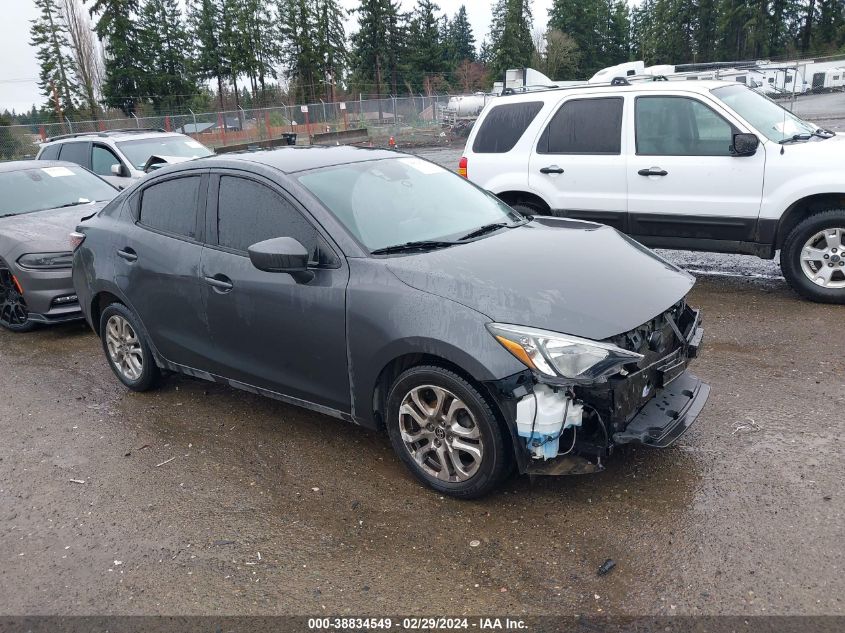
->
[[72, 147, 709, 498], [0, 161, 116, 331]]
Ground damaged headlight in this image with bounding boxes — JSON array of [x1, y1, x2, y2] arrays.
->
[[17, 252, 74, 270], [487, 323, 643, 382]]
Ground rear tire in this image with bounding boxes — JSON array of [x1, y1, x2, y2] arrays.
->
[[510, 202, 545, 217], [386, 365, 508, 499], [780, 210, 845, 303], [99, 303, 160, 391]]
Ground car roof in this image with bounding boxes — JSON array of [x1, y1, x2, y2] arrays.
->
[[204, 146, 405, 174], [497, 79, 735, 103], [0, 159, 80, 173], [41, 130, 189, 145]]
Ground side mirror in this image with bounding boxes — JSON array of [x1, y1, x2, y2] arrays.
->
[[732, 133, 759, 157], [248, 236, 309, 274], [110, 163, 126, 177]]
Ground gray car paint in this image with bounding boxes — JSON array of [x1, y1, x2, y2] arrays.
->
[[0, 161, 110, 320], [73, 148, 695, 431]]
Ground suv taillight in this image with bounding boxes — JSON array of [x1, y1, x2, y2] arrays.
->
[[458, 156, 467, 178], [70, 232, 86, 252]]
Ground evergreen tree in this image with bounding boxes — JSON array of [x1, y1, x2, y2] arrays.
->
[[349, 0, 391, 98], [487, 0, 534, 81], [137, 0, 197, 110], [314, 0, 347, 102], [187, 0, 230, 112], [406, 0, 448, 91], [448, 5, 476, 63], [87, 0, 143, 114], [31, 0, 79, 118], [235, 0, 278, 104], [278, 0, 318, 103]]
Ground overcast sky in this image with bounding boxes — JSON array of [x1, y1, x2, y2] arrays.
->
[[0, 0, 555, 114]]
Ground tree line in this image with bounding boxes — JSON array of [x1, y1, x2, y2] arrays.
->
[[19, 0, 845, 122]]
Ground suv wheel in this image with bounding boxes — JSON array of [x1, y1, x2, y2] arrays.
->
[[100, 303, 160, 391], [0, 261, 35, 333], [510, 202, 544, 217], [781, 210, 845, 303], [385, 365, 508, 498]]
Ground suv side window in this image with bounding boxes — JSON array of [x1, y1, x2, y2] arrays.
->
[[537, 97, 623, 154], [216, 176, 318, 257], [39, 144, 60, 160], [636, 96, 735, 156], [139, 176, 201, 239], [472, 102, 544, 153], [58, 142, 90, 168], [92, 145, 123, 176]]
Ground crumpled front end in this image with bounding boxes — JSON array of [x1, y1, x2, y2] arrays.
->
[[488, 300, 709, 475]]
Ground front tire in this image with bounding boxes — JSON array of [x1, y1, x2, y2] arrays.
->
[[100, 303, 160, 391], [386, 365, 508, 498], [0, 261, 35, 333], [781, 210, 845, 303]]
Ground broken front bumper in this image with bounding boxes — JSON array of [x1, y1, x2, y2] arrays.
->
[[612, 371, 710, 448]]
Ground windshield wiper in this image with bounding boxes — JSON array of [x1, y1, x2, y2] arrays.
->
[[54, 200, 93, 208], [370, 240, 459, 255], [458, 219, 528, 242], [778, 129, 834, 144]]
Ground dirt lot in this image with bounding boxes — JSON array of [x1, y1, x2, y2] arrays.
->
[[1, 268, 843, 616]]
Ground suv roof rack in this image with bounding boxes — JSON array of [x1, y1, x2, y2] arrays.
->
[[44, 127, 167, 143]]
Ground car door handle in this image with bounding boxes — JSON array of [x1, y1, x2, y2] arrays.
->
[[539, 165, 565, 175], [638, 168, 668, 177], [116, 248, 137, 262], [204, 275, 234, 292]]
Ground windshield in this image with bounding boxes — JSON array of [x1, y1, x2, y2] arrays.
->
[[297, 157, 522, 252], [0, 165, 116, 217], [116, 136, 213, 170], [712, 84, 817, 142]]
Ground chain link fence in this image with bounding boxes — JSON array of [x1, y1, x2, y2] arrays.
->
[[0, 94, 461, 161]]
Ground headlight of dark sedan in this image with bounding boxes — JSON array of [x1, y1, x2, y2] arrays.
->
[[17, 252, 74, 270], [487, 323, 644, 382]]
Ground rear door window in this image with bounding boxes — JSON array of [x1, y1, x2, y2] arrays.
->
[[472, 102, 544, 153], [38, 144, 60, 160], [537, 97, 623, 154], [58, 142, 90, 168], [216, 176, 318, 256], [139, 176, 201, 239]]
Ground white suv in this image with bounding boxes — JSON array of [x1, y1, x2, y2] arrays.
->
[[36, 129, 213, 189], [461, 79, 845, 303]]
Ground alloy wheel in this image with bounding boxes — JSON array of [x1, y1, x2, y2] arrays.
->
[[398, 385, 484, 483], [105, 315, 144, 381], [800, 227, 845, 288], [0, 266, 28, 329]]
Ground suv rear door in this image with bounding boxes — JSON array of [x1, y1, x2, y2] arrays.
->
[[626, 92, 765, 247], [527, 94, 628, 230]]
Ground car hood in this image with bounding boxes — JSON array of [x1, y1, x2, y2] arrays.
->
[[385, 218, 695, 340], [0, 202, 107, 249]]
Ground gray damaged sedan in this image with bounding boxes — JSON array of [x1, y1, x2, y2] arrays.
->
[[0, 161, 116, 332], [72, 147, 709, 497]]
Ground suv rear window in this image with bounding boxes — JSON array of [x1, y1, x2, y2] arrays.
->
[[38, 144, 60, 160], [472, 102, 543, 153], [537, 97, 623, 154]]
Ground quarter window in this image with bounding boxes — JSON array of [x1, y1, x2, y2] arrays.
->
[[472, 102, 544, 153], [635, 96, 735, 156], [139, 176, 201, 239], [537, 97, 623, 154], [216, 176, 317, 255], [92, 145, 122, 176]]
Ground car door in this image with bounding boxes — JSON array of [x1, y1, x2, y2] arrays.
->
[[626, 93, 766, 245], [200, 171, 350, 413], [527, 94, 628, 230], [115, 171, 212, 369], [91, 143, 133, 189]]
